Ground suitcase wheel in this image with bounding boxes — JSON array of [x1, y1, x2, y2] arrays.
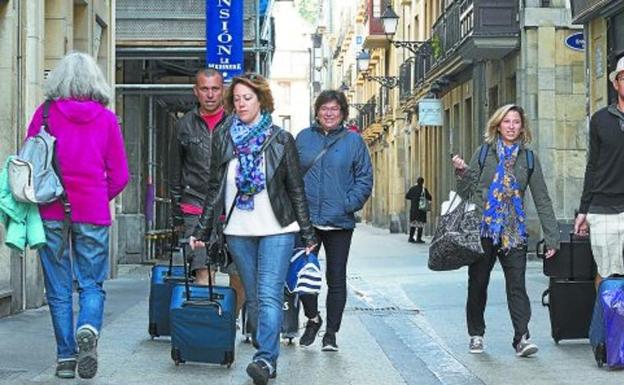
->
[[594, 343, 606, 368], [171, 347, 183, 365], [223, 351, 234, 367], [286, 337, 294, 345], [148, 323, 159, 339]]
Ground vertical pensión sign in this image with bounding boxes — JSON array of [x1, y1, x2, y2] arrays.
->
[[206, 0, 244, 82]]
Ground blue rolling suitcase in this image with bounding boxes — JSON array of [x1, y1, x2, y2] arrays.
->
[[148, 236, 187, 338], [589, 277, 624, 368], [170, 243, 236, 367]]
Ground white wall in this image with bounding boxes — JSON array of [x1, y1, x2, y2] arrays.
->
[[269, 2, 314, 137]]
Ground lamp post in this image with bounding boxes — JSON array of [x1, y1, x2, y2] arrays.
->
[[355, 49, 399, 89], [380, 5, 431, 56]]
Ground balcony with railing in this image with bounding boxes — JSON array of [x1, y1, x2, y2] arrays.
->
[[362, 0, 391, 50], [406, 0, 518, 88]]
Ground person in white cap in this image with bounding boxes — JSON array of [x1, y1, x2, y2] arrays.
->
[[574, 55, 624, 288]]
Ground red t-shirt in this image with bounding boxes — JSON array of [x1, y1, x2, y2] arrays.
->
[[180, 107, 225, 215], [201, 107, 225, 132]]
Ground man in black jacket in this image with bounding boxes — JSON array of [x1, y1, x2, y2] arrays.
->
[[169, 69, 244, 312], [575, 56, 624, 288]]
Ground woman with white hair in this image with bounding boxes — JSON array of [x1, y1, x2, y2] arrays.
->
[[27, 52, 129, 379]]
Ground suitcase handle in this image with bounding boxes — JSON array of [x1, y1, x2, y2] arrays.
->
[[536, 239, 545, 259], [541, 288, 550, 307]]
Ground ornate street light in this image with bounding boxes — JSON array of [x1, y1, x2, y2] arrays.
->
[[380, 5, 431, 56], [350, 103, 376, 113], [356, 49, 370, 72], [356, 49, 398, 89]]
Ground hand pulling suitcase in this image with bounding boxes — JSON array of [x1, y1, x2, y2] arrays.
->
[[148, 232, 188, 338], [589, 277, 624, 368], [170, 241, 236, 367], [536, 225, 596, 280], [541, 278, 596, 343]]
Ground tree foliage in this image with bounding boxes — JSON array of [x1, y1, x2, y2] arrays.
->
[[295, 0, 320, 25]]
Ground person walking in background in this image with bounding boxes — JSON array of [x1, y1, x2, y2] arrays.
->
[[295, 90, 373, 351], [169, 68, 244, 315], [451, 104, 558, 357], [574, 56, 624, 287], [29, 52, 130, 379], [405, 177, 432, 243], [190, 73, 316, 385]]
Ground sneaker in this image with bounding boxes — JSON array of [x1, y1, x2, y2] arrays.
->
[[246, 360, 276, 385], [299, 315, 323, 346], [515, 335, 538, 357], [415, 239, 426, 244], [321, 332, 338, 352], [76, 328, 98, 379], [55, 359, 76, 379], [469, 336, 484, 354]]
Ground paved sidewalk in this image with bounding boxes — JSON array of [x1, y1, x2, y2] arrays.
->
[[0, 261, 405, 385]]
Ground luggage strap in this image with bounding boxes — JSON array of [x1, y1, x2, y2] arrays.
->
[[478, 143, 534, 182]]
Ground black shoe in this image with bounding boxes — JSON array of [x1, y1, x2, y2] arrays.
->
[[321, 332, 338, 352], [408, 239, 417, 243], [299, 315, 323, 346], [76, 328, 98, 379], [415, 239, 425, 244], [55, 359, 76, 379], [246, 360, 275, 385]]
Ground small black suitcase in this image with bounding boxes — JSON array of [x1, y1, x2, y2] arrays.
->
[[241, 288, 300, 345], [537, 230, 596, 280], [541, 278, 596, 343]]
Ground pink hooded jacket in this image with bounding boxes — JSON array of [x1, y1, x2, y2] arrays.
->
[[26, 99, 130, 226]]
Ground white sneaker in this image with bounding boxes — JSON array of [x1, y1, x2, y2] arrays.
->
[[469, 336, 484, 354], [515, 335, 538, 357]]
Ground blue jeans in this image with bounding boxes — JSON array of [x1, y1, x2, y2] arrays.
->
[[226, 233, 295, 369], [39, 220, 109, 359]]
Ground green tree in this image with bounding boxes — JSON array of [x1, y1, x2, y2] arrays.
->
[[295, 0, 320, 25]]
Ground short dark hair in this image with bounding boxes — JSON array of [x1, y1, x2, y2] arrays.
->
[[195, 68, 224, 85], [417, 177, 424, 185], [314, 90, 349, 124]]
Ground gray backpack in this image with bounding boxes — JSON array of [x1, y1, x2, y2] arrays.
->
[[8, 101, 65, 204]]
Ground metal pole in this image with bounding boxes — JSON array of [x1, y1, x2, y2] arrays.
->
[[147, 96, 154, 260], [256, 0, 261, 73]]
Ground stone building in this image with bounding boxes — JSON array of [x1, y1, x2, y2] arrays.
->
[[0, 0, 115, 317], [319, 0, 586, 242]]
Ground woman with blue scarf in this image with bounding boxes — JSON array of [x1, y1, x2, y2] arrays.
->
[[191, 73, 317, 385], [451, 104, 558, 358]]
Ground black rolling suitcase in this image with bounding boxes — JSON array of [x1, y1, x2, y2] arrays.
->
[[538, 225, 596, 343], [241, 288, 300, 345]]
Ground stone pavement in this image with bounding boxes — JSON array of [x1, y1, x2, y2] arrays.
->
[[1, 224, 622, 385]]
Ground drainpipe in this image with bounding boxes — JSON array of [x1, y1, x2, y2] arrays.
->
[[16, 0, 26, 311], [256, 0, 261, 73]]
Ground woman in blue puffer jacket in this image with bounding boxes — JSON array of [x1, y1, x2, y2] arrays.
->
[[295, 90, 373, 351]]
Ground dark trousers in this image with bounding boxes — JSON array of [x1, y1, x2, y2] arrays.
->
[[466, 238, 531, 346], [409, 227, 423, 241], [300, 229, 354, 333]]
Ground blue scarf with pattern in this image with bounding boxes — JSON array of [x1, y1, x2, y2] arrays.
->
[[480, 139, 527, 250], [230, 112, 273, 210]]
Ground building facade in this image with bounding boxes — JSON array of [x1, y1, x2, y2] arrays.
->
[[0, 0, 116, 317], [320, 0, 587, 242]]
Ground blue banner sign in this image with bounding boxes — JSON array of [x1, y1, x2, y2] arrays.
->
[[206, 0, 244, 82], [564, 32, 585, 51]]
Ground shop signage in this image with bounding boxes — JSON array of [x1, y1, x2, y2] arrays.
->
[[564, 32, 585, 51], [206, 0, 244, 82], [418, 99, 443, 126]]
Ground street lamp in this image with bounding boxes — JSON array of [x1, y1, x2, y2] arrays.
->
[[380, 5, 431, 56], [356, 49, 399, 89], [356, 49, 370, 72], [350, 103, 376, 113], [339, 82, 349, 92]]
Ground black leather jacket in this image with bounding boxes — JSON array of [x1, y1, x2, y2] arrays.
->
[[169, 107, 233, 225], [193, 125, 317, 248]]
